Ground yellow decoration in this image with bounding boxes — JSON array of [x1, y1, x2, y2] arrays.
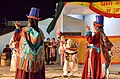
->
[[66, 36, 120, 64], [67, 1, 120, 18], [92, 1, 120, 14], [69, 2, 90, 7]]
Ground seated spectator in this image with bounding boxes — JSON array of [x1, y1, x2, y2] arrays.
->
[[2, 44, 12, 60]]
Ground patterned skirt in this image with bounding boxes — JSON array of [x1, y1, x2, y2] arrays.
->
[[15, 64, 45, 79]]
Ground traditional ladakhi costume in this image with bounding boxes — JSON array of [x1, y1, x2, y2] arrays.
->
[[9, 26, 21, 71], [9, 36, 18, 71], [14, 7, 45, 79], [63, 39, 78, 76], [82, 15, 113, 79]]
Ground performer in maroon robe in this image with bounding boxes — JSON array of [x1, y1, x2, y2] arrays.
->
[[82, 15, 113, 79]]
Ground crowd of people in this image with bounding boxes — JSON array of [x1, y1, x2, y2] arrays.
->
[[44, 37, 59, 65], [0, 7, 114, 79]]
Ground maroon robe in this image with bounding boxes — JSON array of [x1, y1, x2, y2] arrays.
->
[[82, 31, 102, 79]]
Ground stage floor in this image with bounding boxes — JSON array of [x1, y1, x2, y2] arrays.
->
[[0, 64, 120, 79]]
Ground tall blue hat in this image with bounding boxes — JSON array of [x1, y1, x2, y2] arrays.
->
[[93, 15, 104, 27], [27, 7, 41, 20]]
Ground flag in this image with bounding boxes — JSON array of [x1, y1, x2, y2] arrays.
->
[[46, 1, 65, 34]]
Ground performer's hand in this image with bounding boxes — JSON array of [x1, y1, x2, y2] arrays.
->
[[85, 25, 90, 31], [60, 52, 64, 57], [14, 21, 21, 29]]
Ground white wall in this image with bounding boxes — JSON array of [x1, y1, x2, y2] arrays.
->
[[84, 14, 120, 36], [0, 32, 14, 53], [104, 17, 120, 36], [67, 14, 84, 20], [84, 14, 96, 35], [8, 21, 28, 26], [63, 15, 85, 36], [59, 14, 120, 36], [38, 18, 57, 41]]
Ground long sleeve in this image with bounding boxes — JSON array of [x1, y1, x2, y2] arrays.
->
[[13, 29, 21, 42], [86, 31, 101, 47]]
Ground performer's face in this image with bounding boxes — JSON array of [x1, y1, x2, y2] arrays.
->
[[60, 35, 65, 42], [93, 25, 98, 32]]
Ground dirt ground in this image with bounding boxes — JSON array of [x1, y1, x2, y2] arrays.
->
[[0, 65, 120, 79]]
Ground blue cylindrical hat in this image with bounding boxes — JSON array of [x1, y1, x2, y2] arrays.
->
[[27, 7, 41, 20], [94, 15, 104, 27]]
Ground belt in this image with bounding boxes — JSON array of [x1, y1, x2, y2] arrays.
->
[[65, 52, 77, 55], [89, 46, 100, 53]]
